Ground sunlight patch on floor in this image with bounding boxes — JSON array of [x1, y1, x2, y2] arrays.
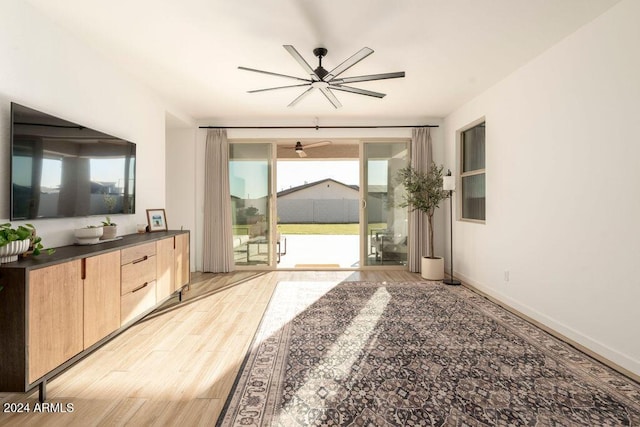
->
[[258, 281, 343, 338], [277, 287, 391, 417]]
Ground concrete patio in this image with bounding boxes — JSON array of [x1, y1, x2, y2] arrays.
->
[[234, 233, 406, 268], [277, 234, 360, 268]]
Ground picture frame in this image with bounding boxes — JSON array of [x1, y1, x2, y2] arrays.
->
[[146, 209, 168, 232]]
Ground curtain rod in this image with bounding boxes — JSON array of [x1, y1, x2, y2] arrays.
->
[[199, 125, 438, 129]]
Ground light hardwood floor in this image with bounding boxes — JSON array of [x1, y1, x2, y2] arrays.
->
[[0, 270, 421, 426]]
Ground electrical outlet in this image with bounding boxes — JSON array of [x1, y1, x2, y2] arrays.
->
[[504, 271, 510, 282]]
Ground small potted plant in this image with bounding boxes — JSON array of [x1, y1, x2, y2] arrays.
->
[[101, 216, 117, 240], [0, 223, 54, 264], [396, 162, 451, 280]]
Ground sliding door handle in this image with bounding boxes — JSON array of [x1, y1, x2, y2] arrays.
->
[[361, 199, 367, 209]]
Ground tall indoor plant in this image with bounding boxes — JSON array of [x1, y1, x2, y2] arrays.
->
[[396, 162, 450, 279]]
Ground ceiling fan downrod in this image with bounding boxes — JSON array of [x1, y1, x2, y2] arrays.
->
[[313, 47, 329, 80]]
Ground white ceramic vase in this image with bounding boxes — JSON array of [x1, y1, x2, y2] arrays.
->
[[0, 239, 30, 263]]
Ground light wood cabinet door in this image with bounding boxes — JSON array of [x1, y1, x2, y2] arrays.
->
[[174, 233, 190, 291], [84, 251, 121, 349], [156, 237, 175, 301], [28, 260, 83, 383]]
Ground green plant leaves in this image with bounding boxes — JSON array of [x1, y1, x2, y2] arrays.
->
[[0, 223, 32, 245], [395, 163, 450, 217], [0, 223, 54, 256]]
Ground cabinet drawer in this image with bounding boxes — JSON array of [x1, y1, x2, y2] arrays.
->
[[121, 280, 157, 326], [121, 255, 156, 295], [121, 242, 156, 265]]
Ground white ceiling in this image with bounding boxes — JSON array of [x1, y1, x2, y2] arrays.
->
[[26, 0, 620, 125]]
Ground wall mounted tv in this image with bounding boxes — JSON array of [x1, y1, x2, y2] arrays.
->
[[10, 103, 136, 220]]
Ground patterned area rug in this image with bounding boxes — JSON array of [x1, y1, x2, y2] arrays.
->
[[217, 281, 640, 426]]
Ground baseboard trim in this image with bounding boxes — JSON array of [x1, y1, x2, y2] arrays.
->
[[454, 272, 640, 384]]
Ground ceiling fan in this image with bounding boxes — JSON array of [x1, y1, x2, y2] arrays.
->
[[239, 45, 405, 108], [286, 140, 332, 157]]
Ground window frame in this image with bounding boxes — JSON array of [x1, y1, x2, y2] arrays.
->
[[458, 119, 486, 224]]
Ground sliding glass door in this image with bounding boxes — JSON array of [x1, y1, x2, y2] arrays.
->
[[362, 142, 410, 266], [228, 140, 410, 269], [229, 143, 273, 267]]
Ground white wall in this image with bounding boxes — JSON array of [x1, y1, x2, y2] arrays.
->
[[166, 126, 197, 269], [444, 0, 640, 375], [0, 2, 168, 247]]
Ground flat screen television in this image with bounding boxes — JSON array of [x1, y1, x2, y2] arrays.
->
[[10, 103, 136, 220]]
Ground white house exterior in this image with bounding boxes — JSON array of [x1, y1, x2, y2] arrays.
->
[[277, 179, 359, 224], [278, 179, 358, 201], [277, 179, 390, 224]]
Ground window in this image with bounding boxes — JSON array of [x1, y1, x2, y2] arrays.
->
[[460, 121, 485, 221]]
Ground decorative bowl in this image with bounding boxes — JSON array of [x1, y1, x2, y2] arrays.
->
[[74, 227, 103, 245], [0, 239, 30, 263]]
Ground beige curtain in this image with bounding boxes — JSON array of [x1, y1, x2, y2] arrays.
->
[[408, 127, 432, 272], [203, 129, 234, 272]]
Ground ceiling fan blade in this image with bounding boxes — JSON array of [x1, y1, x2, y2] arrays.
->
[[304, 140, 332, 149], [297, 150, 308, 158], [330, 85, 386, 98], [283, 45, 320, 81], [248, 83, 311, 93], [284, 140, 331, 149], [330, 71, 405, 85], [324, 47, 374, 81], [319, 87, 342, 108], [288, 87, 315, 107], [238, 66, 311, 83]]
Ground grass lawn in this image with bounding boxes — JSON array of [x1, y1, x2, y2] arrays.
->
[[277, 223, 386, 235]]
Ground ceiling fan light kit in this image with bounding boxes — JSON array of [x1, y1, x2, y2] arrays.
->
[[239, 45, 405, 108]]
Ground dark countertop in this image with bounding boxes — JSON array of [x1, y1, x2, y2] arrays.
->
[[0, 230, 189, 271]]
